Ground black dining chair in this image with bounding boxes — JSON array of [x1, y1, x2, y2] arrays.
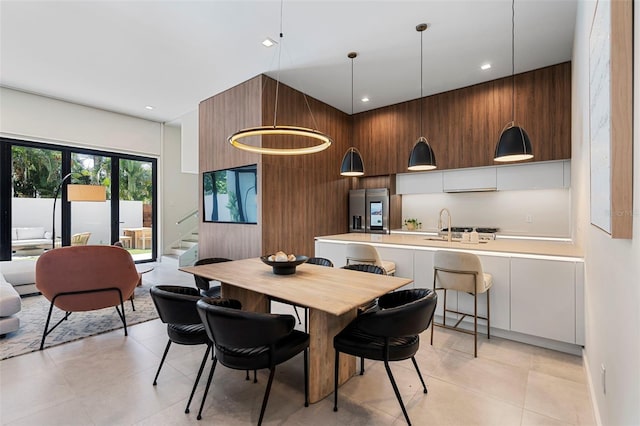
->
[[333, 288, 437, 426], [341, 263, 386, 374], [193, 257, 232, 297], [196, 297, 310, 424], [341, 263, 386, 309], [149, 285, 210, 414], [288, 257, 334, 330], [307, 257, 334, 267]]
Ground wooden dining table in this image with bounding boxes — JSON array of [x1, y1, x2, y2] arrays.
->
[[180, 257, 413, 403]]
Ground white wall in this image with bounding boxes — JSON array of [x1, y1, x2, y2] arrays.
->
[[402, 189, 571, 237], [573, 2, 640, 425], [0, 88, 162, 156], [1, 88, 174, 253], [11, 198, 143, 247], [180, 109, 199, 174], [161, 125, 198, 253]]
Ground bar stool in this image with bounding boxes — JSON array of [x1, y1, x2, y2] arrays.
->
[[431, 250, 492, 357], [345, 243, 396, 276]]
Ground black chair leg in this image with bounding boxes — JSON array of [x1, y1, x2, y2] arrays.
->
[[292, 305, 302, 324], [246, 370, 250, 380], [254, 369, 257, 383], [333, 349, 339, 412], [185, 345, 211, 414], [384, 360, 411, 425], [258, 367, 276, 426], [153, 340, 172, 385], [411, 356, 428, 394], [303, 348, 309, 407], [197, 357, 218, 420], [360, 357, 365, 375]]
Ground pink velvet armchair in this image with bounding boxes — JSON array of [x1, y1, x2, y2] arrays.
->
[[35, 245, 140, 350]]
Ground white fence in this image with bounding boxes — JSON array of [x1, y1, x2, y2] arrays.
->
[[12, 198, 143, 246]]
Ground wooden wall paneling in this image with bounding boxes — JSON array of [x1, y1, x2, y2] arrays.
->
[[393, 100, 419, 174], [609, 0, 633, 238], [198, 76, 263, 260], [356, 176, 392, 190], [260, 76, 351, 256], [461, 82, 498, 167], [366, 108, 390, 176], [353, 62, 571, 171], [487, 78, 512, 164], [515, 63, 571, 162], [424, 91, 463, 169]]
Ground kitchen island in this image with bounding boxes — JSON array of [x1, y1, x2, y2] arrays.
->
[[315, 232, 584, 354]]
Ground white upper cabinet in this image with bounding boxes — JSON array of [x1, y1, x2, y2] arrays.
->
[[396, 160, 570, 195], [497, 160, 567, 190], [442, 167, 497, 192], [396, 171, 443, 194]]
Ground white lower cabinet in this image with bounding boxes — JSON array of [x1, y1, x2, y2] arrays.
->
[[414, 251, 457, 318], [316, 238, 583, 348], [510, 258, 576, 344], [457, 255, 511, 331], [314, 241, 347, 267], [375, 246, 414, 290]]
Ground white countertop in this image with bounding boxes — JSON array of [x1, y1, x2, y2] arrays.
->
[[315, 232, 583, 261]]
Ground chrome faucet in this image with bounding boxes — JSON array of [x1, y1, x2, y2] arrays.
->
[[438, 208, 452, 242]]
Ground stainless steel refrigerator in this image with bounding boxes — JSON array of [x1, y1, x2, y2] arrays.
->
[[348, 188, 389, 234]]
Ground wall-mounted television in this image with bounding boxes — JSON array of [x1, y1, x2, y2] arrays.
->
[[203, 164, 257, 224]]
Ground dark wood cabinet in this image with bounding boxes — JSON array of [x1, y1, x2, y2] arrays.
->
[[353, 62, 571, 175]]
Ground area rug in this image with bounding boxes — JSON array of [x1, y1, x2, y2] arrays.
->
[[0, 284, 158, 360]]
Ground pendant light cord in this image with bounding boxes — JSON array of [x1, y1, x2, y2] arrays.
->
[[272, 0, 319, 131], [273, 0, 284, 128], [511, 0, 515, 123], [420, 27, 424, 137]]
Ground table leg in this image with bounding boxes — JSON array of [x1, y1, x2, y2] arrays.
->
[[220, 283, 270, 313], [308, 308, 356, 403], [218, 283, 356, 403]]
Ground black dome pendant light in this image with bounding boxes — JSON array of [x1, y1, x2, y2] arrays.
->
[[340, 52, 365, 177], [408, 23, 437, 171], [494, 0, 533, 162]]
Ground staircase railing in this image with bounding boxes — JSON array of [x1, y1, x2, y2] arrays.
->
[[179, 243, 199, 267], [177, 209, 198, 225]]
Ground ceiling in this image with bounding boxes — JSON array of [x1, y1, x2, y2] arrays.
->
[[0, 1, 577, 124]]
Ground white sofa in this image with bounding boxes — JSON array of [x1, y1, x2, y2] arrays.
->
[[0, 260, 38, 296], [11, 227, 52, 252], [0, 271, 21, 336]]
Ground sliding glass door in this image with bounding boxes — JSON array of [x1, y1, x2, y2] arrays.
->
[[10, 145, 62, 258], [69, 153, 111, 246], [0, 138, 157, 262], [119, 158, 154, 261]]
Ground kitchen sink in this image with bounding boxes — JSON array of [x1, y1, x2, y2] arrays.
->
[[424, 237, 489, 244]]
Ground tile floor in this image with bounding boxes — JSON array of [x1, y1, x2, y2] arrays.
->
[[0, 259, 595, 426]]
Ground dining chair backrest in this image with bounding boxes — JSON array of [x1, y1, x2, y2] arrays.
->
[[356, 288, 437, 338], [150, 285, 202, 325], [193, 257, 232, 292], [341, 263, 385, 275], [306, 257, 334, 267], [197, 298, 294, 349]]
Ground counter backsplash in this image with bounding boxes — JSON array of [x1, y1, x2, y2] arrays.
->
[[401, 188, 571, 238]]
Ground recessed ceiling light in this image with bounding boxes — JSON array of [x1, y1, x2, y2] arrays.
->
[[361, 97, 370, 103], [481, 63, 492, 70], [145, 105, 154, 110], [262, 38, 277, 47]]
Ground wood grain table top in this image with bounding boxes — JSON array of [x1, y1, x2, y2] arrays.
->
[[181, 258, 412, 316]]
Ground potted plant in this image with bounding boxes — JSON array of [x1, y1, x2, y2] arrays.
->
[[404, 218, 422, 231]]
